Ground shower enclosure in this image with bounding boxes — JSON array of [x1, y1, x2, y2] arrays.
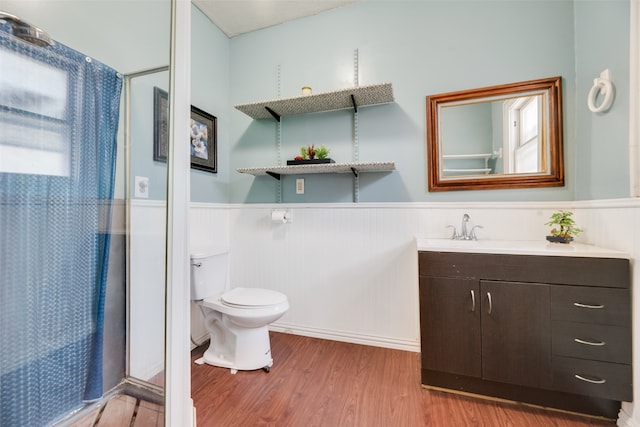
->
[[0, 1, 193, 425], [0, 17, 130, 426]]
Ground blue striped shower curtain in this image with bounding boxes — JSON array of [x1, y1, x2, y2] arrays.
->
[[0, 24, 122, 426]]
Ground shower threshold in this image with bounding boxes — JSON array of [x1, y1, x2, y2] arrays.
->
[[54, 379, 164, 427]]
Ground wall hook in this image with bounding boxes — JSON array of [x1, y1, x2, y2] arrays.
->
[[587, 69, 614, 113]]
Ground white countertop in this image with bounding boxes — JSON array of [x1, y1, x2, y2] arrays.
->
[[416, 238, 629, 259]]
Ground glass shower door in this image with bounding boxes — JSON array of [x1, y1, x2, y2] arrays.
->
[[126, 68, 170, 389]]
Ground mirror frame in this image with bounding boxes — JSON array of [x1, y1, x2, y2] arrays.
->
[[426, 76, 564, 192]]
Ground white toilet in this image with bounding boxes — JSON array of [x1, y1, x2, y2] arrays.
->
[[190, 248, 289, 374]]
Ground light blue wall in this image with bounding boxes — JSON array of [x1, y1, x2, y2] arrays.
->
[[440, 103, 493, 174], [191, 6, 231, 203], [228, 0, 582, 203], [126, 5, 231, 202], [1, 1, 171, 74], [6, 0, 629, 204], [574, 0, 630, 200], [129, 72, 170, 200]]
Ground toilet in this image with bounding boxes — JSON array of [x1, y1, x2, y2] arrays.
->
[[190, 248, 289, 374]]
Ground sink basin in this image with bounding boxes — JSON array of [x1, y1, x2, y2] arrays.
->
[[415, 238, 628, 258]]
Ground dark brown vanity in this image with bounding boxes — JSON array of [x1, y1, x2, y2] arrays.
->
[[418, 240, 631, 418]]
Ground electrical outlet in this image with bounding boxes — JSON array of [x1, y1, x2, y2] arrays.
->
[[135, 176, 149, 198], [296, 178, 304, 194]]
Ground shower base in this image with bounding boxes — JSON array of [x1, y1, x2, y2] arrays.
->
[[54, 379, 164, 426]]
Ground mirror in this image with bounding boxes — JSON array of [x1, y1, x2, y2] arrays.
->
[[426, 76, 564, 191]]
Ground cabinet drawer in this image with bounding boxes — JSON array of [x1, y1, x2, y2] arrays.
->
[[418, 252, 629, 288], [551, 286, 630, 325], [553, 356, 632, 401], [552, 321, 631, 364]]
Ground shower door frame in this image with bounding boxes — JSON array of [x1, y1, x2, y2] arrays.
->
[[122, 0, 193, 424]]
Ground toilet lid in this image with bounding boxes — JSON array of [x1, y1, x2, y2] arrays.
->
[[221, 287, 287, 308]]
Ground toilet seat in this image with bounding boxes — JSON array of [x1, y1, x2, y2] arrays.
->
[[221, 287, 287, 309]]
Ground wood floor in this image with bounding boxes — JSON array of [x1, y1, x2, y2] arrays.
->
[[68, 394, 163, 427], [191, 332, 615, 427]]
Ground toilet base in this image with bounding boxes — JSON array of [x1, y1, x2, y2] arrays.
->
[[196, 323, 274, 374]]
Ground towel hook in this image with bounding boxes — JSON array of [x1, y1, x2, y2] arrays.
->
[[587, 69, 614, 113]]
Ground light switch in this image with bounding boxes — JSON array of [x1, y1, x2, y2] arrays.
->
[[135, 176, 149, 198], [296, 178, 304, 194]]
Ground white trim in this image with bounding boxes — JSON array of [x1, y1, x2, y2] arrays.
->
[[269, 322, 420, 353], [155, 198, 640, 211], [219, 198, 640, 211], [631, 0, 640, 198], [130, 199, 166, 208], [165, 0, 193, 425], [618, 407, 640, 427]]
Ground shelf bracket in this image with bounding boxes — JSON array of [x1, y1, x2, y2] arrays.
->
[[350, 167, 359, 177], [264, 106, 281, 122], [266, 171, 281, 180], [350, 94, 358, 113]]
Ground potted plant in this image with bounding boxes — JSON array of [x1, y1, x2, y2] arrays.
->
[[315, 144, 330, 159], [545, 210, 583, 243]]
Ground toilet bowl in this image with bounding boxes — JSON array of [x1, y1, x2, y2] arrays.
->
[[191, 249, 289, 373]]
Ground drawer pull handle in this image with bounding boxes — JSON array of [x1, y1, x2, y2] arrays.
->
[[487, 292, 492, 315], [575, 374, 606, 384], [574, 338, 606, 346], [470, 290, 476, 312], [573, 302, 605, 309]]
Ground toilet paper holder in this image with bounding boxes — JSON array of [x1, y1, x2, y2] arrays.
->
[[271, 209, 292, 223]]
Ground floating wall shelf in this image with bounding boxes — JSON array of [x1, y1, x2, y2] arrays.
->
[[237, 161, 396, 180], [235, 78, 395, 202], [234, 82, 394, 120]]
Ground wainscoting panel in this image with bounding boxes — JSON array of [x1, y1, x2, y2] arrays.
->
[[186, 200, 640, 355], [129, 200, 166, 381]]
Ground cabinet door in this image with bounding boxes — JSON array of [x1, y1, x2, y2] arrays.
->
[[420, 276, 481, 377], [481, 280, 552, 389]]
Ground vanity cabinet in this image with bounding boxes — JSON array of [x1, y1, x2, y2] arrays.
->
[[550, 286, 632, 401], [418, 250, 631, 418], [420, 277, 551, 389]]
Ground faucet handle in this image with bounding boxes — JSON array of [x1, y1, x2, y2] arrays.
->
[[469, 225, 484, 241], [446, 225, 459, 240]]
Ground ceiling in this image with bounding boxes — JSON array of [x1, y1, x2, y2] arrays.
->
[[192, 0, 359, 38]]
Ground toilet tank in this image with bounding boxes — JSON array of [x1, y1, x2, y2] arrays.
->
[[190, 248, 229, 300]]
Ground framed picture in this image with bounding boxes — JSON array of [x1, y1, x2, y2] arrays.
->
[[153, 87, 168, 162], [189, 106, 217, 173], [153, 87, 218, 174]]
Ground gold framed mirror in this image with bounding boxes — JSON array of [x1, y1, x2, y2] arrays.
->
[[426, 76, 564, 192]]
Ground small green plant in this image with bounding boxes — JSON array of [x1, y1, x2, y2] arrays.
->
[[293, 144, 330, 161], [545, 210, 583, 238], [315, 144, 330, 159]]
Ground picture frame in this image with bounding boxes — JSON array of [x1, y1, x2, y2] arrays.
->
[[153, 87, 168, 162], [153, 86, 218, 174], [189, 106, 217, 173]]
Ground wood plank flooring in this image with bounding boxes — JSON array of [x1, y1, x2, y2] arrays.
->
[[191, 332, 615, 427], [67, 394, 164, 427]]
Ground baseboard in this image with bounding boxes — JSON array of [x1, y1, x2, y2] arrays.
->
[[269, 322, 420, 353], [617, 406, 640, 427], [131, 360, 165, 384], [190, 331, 209, 351]]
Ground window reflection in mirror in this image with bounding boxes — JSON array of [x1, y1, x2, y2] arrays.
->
[[427, 77, 564, 192]]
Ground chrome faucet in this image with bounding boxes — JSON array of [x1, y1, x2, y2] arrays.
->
[[461, 214, 470, 239], [447, 213, 483, 240]]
